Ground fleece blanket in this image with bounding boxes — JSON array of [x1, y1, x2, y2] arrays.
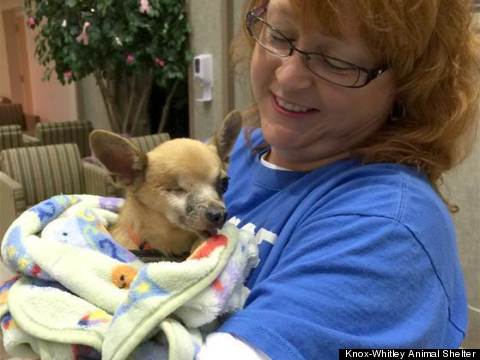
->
[[0, 194, 258, 360]]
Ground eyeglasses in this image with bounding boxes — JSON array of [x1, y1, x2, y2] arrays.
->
[[246, 5, 389, 88]]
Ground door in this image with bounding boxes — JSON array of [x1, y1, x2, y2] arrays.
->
[[2, 8, 33, 113]]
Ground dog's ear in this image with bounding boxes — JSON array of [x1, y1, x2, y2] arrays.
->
[[89, 130, 148, 186], [211, 110, 242, 163]]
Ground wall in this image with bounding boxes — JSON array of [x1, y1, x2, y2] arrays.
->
[[187, 0, 231, 140], [26, 32, 78, 122], [0, 0, 77, 122], [187, 0, 253, 140], [2, 8, 22, 104], [0, 0, 17, 98]]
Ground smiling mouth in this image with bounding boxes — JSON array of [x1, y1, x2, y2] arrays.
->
[[272, 94, 317, 115]]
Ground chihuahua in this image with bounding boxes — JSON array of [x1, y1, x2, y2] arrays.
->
[[89, 110, 242, 259]]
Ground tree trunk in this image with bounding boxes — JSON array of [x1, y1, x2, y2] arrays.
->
[[157, 79, 180, 134], [128, 70, 153, 135], [94, 71, 119, 133], [95, 71, 153, 135]]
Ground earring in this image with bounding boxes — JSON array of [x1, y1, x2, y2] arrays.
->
[[390, 102, 406, 122]]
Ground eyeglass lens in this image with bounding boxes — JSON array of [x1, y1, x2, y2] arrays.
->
[[248, 14, 369, 87]]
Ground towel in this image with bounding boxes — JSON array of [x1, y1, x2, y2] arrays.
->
[[0, 194, 258, 360]]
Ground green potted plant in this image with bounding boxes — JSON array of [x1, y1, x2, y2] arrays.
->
[[25, 0, 191, 134]]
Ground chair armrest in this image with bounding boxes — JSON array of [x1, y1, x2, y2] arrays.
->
[[24, 114, 40, 135], [82, 161, 122, 197], [0, 172, 26, 240], [22, 134, 41, 147]]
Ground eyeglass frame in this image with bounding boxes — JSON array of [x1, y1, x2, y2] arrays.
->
[[245, 4, 389, 88]]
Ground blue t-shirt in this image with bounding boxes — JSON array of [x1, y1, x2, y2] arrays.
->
[[219, 129, 467, 360]]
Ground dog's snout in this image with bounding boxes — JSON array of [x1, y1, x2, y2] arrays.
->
[[206, 207, 227, 227]]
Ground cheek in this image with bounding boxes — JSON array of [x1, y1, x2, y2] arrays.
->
[[250, 48, 272, 97], [164, 194, 187, 216], [323, 79, 395, 126], [137, 176, 164, 204], [356, 89, 395, 127], [137, 185, 182, 213]]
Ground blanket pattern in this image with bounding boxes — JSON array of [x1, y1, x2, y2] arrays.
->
[[0, 195, 258, 360]]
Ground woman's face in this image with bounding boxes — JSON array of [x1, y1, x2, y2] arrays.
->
[[250, 0, 396, 171]]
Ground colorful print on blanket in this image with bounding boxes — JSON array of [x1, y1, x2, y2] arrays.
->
[[0, 194, 258, 360]]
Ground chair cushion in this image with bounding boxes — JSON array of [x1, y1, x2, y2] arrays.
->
[[0, 143, 85, 206], [0, 125, 23, 150], [128, 133, 170, 153], [0, 104, 26, 129], [35, 121, 94, 158]]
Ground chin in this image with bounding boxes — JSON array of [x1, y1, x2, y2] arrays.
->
[[261, 119, 302, 150]]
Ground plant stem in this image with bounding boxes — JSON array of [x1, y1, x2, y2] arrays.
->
[[129, 70, 153, 135], [123, 74, 136, 134], [109, 76, 120, 132], [94, 72, 118, 132]]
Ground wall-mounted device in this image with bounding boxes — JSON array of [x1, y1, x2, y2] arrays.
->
[[193, 54, 213, 102]]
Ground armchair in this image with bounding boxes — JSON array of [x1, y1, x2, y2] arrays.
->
[[35, 120, 94, 158], [128, 132, 171, 153], [0, 143, 118, 238], [0, 103, 40, 134], [0, 125, 23, 150], [0, 125, 40, 151]]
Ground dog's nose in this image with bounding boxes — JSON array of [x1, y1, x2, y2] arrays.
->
[[206, 208, 227, 227]]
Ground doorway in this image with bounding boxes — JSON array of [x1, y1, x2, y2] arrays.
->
[[2, 7, 33, 113]]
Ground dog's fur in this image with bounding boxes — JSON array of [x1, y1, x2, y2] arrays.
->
[[89, 111, 242, 257]]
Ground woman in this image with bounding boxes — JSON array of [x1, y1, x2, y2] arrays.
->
[[198, 0, 479, 358]]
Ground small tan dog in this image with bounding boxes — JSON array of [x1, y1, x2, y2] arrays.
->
[[89, 111, 242, 259]]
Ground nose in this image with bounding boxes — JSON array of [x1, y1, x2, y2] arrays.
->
[[274, 52, 313, 90], [206, 207, 227, 227]]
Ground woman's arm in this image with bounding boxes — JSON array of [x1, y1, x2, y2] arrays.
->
[[213, 214, 465, 359]]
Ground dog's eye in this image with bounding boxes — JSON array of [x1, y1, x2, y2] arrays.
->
[[216, 176, 229, 195], [165, 187, 186, 195]]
